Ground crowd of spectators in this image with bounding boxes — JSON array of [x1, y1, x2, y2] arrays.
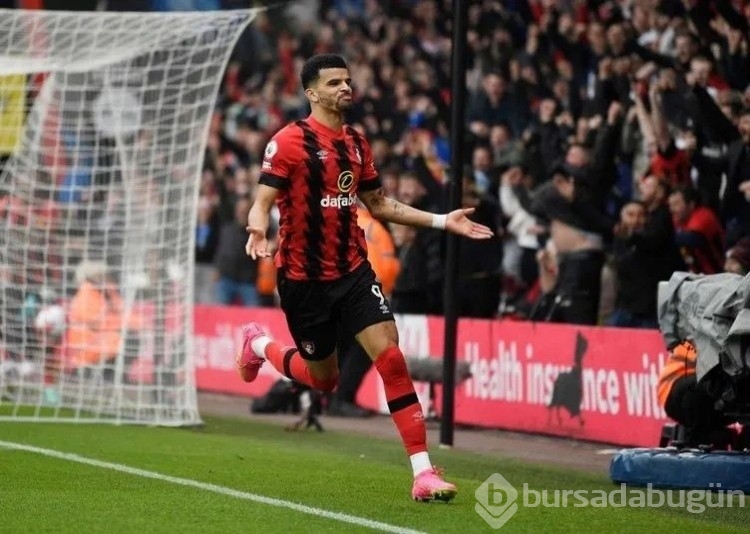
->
[[198, 0, 750, 329]]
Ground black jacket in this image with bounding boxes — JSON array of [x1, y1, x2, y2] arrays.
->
[[213, 222, 258, 283]]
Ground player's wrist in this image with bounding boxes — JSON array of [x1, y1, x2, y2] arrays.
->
[[431, 213, 447, 230]]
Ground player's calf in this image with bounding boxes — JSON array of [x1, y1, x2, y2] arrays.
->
[[371, 344, 458, 501]]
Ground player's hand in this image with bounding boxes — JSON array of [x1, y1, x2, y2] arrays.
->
[[245, 227, 271, 260], [445, 208, 494, 239]]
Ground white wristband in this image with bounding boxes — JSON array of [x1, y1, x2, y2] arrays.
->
[[431, 213, 447, 230]]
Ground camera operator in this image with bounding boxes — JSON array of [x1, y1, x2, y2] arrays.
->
[[657, 339, 734, 448]]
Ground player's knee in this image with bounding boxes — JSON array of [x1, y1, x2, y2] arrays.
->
[[373, 345, 409, 378], [310, 372, 339, 393], [357, 321, 399, 360]]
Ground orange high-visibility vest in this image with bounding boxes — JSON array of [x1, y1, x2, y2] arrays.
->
[[62, 281, 141, 368], [256, 256, 276, 296], [356, 207, 400, 296], [657, 340, 697, 408]]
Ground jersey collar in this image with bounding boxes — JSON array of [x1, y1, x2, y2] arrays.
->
[[307, 115, 345, 139]]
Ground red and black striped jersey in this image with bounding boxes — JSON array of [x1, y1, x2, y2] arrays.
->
[[259, 116, 382, 281]]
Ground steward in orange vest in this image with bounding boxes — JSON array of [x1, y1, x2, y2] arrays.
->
[[356, 206, 400, 297], [657, 340, 731, 447], [657, 340, 696, 409]]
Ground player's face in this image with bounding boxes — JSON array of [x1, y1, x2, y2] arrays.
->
[[310, 68, 353, 112]]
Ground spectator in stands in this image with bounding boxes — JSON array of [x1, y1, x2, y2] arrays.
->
[[526, 98, 571, 183], [213, 195, 259, 306], [668, 185, 725, 274], [609, 201, 661, 329], [724, 237, 750, 276], [356, 204, 400, 299], [645, 73, 692, 189], [390, 222, 430, 315], [721, 108, 750, 246], [63, 261, 140, 372], [176, 0, 750, 331], [390, 171, 443, 315], [467, 71, 528, 140], [194, 195, 220, 304], [527, 239, 559, 322], [499, 165, 540, 288], [529, 103, 622, 325], [457, 173, 504, 318], [634, 174, 686, 279], [489, 123, 522, 169], [470, 144, 497, 195], [379, 166, 400, 200]]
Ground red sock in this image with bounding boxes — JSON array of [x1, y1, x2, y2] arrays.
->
[[374, 346, 427, 456], [264, 341, 338, 393]]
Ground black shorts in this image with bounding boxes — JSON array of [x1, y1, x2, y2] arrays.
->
[[277, 261, 395, 361]]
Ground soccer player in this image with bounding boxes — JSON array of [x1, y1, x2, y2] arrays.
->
[[237, 54, 493, 502]]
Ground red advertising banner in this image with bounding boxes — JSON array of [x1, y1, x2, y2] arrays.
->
[[193, 306, 670, 447], [441, 319, 669, 446]]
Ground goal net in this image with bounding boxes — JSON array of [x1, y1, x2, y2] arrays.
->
[[0, 8, 259, 425]]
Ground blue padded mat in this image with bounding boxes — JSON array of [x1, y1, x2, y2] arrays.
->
[[610, 448, 750, 493]]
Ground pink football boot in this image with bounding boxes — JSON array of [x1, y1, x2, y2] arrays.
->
[[411, 467, 458, 502], [236, 323, 266, 383]]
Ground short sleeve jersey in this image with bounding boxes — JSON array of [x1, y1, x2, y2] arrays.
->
[[259, 116, 382, 281]]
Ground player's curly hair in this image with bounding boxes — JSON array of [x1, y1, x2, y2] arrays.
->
[[301, 54, 348, 89]]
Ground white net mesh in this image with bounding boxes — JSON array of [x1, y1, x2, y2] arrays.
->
[[0, 8, 259, 425]]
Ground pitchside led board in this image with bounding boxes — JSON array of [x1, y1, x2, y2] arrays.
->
[[193, 306, 671, 448]]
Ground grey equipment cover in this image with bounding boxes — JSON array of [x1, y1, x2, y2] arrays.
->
[[657, 271, 750, 382]]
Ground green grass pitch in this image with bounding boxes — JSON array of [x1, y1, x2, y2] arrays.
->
[[0, 406, 746, 533]]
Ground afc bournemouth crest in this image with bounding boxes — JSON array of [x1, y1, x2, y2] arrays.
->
[[301, 341, 315, 355]]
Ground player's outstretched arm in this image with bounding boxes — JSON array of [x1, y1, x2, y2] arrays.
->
[[359, 187, 493, 239], [246, 183, 280, 259]]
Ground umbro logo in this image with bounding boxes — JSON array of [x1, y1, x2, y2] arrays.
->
[[317, 150, 328, 160]]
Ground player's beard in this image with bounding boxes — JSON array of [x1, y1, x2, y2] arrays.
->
[[336, 94, 353, 112], [318, 94, 350, 114]]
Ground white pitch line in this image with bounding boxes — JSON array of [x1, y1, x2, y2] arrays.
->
[[0, 440, 425, 534]]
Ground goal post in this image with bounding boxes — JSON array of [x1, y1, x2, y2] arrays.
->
[[0, 8, 260, 425]]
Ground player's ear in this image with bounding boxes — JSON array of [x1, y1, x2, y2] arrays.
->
[[305, 88, 319, 103]]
